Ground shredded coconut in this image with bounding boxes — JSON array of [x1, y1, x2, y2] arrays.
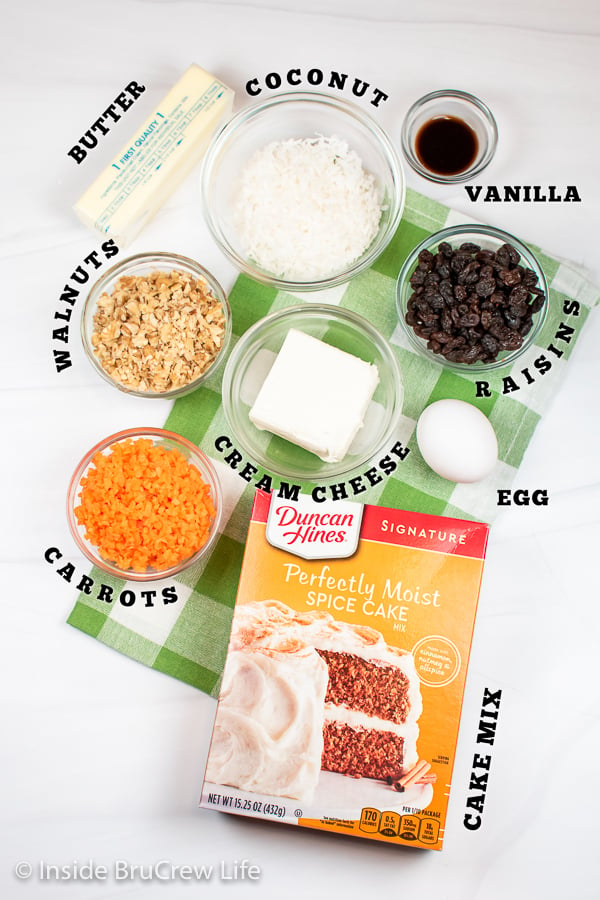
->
[[233, 135, 383, 281]]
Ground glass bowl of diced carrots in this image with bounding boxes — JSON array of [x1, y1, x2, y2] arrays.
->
[[67, 428, 223, 581]]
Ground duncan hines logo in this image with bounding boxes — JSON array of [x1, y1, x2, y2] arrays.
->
[[266, 495, 364, 560]]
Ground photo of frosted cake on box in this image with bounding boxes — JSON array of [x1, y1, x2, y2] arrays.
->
[[204, 599, 423, 803], [201, 489, 489, 849]]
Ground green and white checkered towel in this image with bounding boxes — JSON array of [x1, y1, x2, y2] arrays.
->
[[67, 188, 599, 696]]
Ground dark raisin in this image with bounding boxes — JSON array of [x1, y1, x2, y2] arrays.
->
[[414, 297, 431, 314], [414, 324, 436, 338], [439, 280, 454, 303], [404, 237, 544, 364], [458, 313, 481, 327], [495, 246, 510, 267], [451, 253, 470, 273], [445, 348, 469, 362], [441, 310, 453, 332], [481, 333, 499, 356], [489, 322, 511, 342], [504, 330, 524, 350], [503, 312, 521, 330], [458, 261, 480, 285], [510, 285, 529, 305], [499, 267, 521, 286], [480, 309, 493, 329], [460, 344, 482, 363], [475, 279, 496, 298], [519, 314, 534, 335], [409, 268, 427, 287], [506, 244, 521, 265], [512, 300, 529, 317]]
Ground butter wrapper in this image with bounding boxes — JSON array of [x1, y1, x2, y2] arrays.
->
[[74, 64, 234, 246]]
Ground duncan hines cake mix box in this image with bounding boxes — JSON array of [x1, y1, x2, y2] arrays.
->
[[200, 490, 489, 850]]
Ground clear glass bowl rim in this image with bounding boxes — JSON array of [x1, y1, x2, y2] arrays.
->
[[81, 251, 232, 399], [66, 427, 223, 582], [400, 88, 498, 184], [396, 223, 549, 372], [200, 90, 406, 291], [221, 303, 404, 481]]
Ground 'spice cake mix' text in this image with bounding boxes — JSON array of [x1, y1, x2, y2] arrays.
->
[[200, 490, 489, 850]]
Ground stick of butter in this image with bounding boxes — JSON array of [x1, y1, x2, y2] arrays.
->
[[249, 328, 380, 463], [74, 64, 234, 246]]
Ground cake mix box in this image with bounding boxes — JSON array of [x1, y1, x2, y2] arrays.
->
[[200, 489, 489, 850]]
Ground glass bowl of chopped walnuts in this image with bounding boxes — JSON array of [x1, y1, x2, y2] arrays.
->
[[396, 224, 549, 371], [200, 91, 405, 291], [81, 252, 232, 397], [67, 428, 223, 581]]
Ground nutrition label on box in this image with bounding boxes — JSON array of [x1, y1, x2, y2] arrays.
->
[[359, 807, 440, 845]]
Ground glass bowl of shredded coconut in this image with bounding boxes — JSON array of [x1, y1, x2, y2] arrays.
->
[[201, 92, 405, 291]]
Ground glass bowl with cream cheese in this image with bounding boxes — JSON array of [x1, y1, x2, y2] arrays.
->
[[200, 92, 405, 291], [221, 304, 404, 482]]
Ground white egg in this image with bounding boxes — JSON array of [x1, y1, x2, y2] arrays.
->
[[416, 399, 498, 483]]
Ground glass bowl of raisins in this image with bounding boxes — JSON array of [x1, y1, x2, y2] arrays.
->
[[396, 224, 548, 371]]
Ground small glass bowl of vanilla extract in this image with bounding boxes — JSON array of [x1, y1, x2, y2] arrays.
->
[[401, 89, 498, 183]]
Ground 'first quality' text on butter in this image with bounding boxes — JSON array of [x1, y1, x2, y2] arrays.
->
[[74, 64, 234, 246]]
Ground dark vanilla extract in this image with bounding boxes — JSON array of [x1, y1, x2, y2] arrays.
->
[[415, 116, 479, 176]]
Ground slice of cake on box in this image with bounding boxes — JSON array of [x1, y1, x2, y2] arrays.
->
[[201, 490, 489, 850], [205, 599, 422, 802], [314, 613, 422, 783]]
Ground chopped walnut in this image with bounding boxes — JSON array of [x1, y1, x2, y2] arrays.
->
[[90, 269, 226, 393]]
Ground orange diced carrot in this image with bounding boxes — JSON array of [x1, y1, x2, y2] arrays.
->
[[74, 438, 216, 572]]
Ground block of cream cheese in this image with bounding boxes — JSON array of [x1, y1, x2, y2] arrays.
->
[[249, 328, 379, 463], [74, 64, 234, 246]]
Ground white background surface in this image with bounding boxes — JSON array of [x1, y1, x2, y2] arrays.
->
[[2, 1, 599, 898]]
